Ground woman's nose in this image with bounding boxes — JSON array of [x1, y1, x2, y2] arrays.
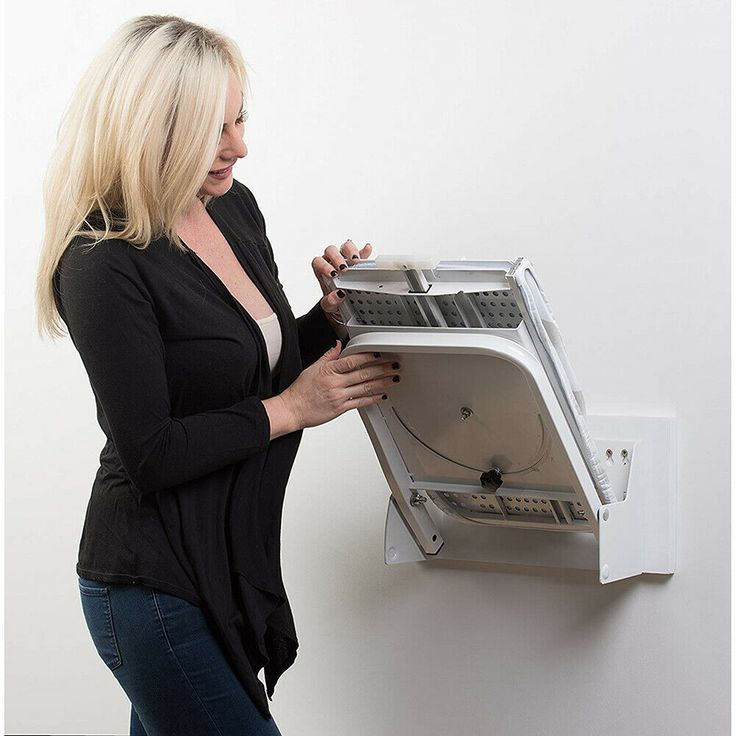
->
[[221, 132, 247, 161], [227, 140, 247, 162]]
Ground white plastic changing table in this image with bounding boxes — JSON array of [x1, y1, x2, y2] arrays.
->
[[326, 256, 677, 584]]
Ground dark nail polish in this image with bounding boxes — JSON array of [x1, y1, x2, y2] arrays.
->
[[373, 352, 381, 357], [330, 270, 338, 277], [337, 290, 345, 298], [381, 394, 388, 400], [339, 264, 347, 270], [352, 255, 359, 260], [392, 362, 400, 369], [392, 375, 400, 382]]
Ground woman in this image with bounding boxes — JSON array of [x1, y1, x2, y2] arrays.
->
[[35, 14, 401, 736]]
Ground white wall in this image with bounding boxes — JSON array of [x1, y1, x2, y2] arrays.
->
[[5, 1, 729, 734]]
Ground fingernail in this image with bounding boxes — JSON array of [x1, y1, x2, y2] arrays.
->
[[330, 270, 338, 277], [392, 375, 400, 382], [339, 264, 347, 270], [373, 352, 381, 357], [392, 362, 400, 369], [337, 290, 345, 298], [381, 394, 387, 400], [352, 255, 359, 260]]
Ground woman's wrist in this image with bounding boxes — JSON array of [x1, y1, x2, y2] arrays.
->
[[262, 394, 301, 439], [323, 310, 349, 339]]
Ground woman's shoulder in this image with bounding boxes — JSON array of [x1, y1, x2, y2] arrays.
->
[[55, 235, 159, 308], [59, 234, 145, 274], [53, 236, 155, 323]]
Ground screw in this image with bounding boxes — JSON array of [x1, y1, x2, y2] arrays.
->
[[410, 492, 427, 506], [460, 407, 473, 421]]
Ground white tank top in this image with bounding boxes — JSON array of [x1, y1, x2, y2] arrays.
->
[[254, 312, 282, 373]]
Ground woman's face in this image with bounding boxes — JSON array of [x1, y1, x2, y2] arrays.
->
[[198, 67, 248, 198]]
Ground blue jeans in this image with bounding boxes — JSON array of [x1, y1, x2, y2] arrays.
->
[[77, 575, 283, 736]]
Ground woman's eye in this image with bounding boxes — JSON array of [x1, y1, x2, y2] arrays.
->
[[220, 112, 248, 136]]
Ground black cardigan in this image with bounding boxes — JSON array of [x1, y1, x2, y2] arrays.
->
[[53, 179, 345, 719]]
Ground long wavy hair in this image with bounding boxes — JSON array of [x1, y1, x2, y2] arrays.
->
[[36, 14, 250, 339]]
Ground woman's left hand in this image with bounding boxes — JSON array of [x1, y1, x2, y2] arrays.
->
[[312, 239, 372, 326]]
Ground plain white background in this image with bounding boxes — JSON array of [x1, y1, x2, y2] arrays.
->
[[5, 1, 730, 734]]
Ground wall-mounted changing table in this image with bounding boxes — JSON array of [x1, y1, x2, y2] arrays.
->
[[328, 256, 677, 584]]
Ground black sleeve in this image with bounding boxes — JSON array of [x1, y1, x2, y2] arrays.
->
[[54, 239, 271, 497], [239, 183, 347, 367]]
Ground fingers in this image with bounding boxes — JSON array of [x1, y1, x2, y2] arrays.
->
[[322, 349, 400, 417], [321, 339, 342, 358], [339, 239, 369, 263], [326, 351, 401, 400], [342, 369, 399, 410], [344, 390, 390, 410], [312, 254, 339, 280], [322, 288, 347, 310], [341, 359, 400, 390], [319, 239, 372, 275], [322, 244, 349, 273], [341, 371, 400, 403], [328, 350, 395, 376]]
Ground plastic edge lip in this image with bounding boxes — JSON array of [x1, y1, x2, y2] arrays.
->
[[341, 331, 543, 385], [339, 258, 516, 271]]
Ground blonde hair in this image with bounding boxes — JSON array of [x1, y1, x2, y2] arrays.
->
[[36, 14, 250, 338]]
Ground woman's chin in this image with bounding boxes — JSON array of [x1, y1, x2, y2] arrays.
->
[[198, 177, 234, 198]]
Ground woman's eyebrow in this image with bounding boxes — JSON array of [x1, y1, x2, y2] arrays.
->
[[223, 110, 245, 127]]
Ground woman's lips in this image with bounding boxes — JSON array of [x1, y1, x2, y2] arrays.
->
[[208, 164, 233, 179]]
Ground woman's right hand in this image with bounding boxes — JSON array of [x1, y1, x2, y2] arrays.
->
[[280, 340, 401, 431]]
